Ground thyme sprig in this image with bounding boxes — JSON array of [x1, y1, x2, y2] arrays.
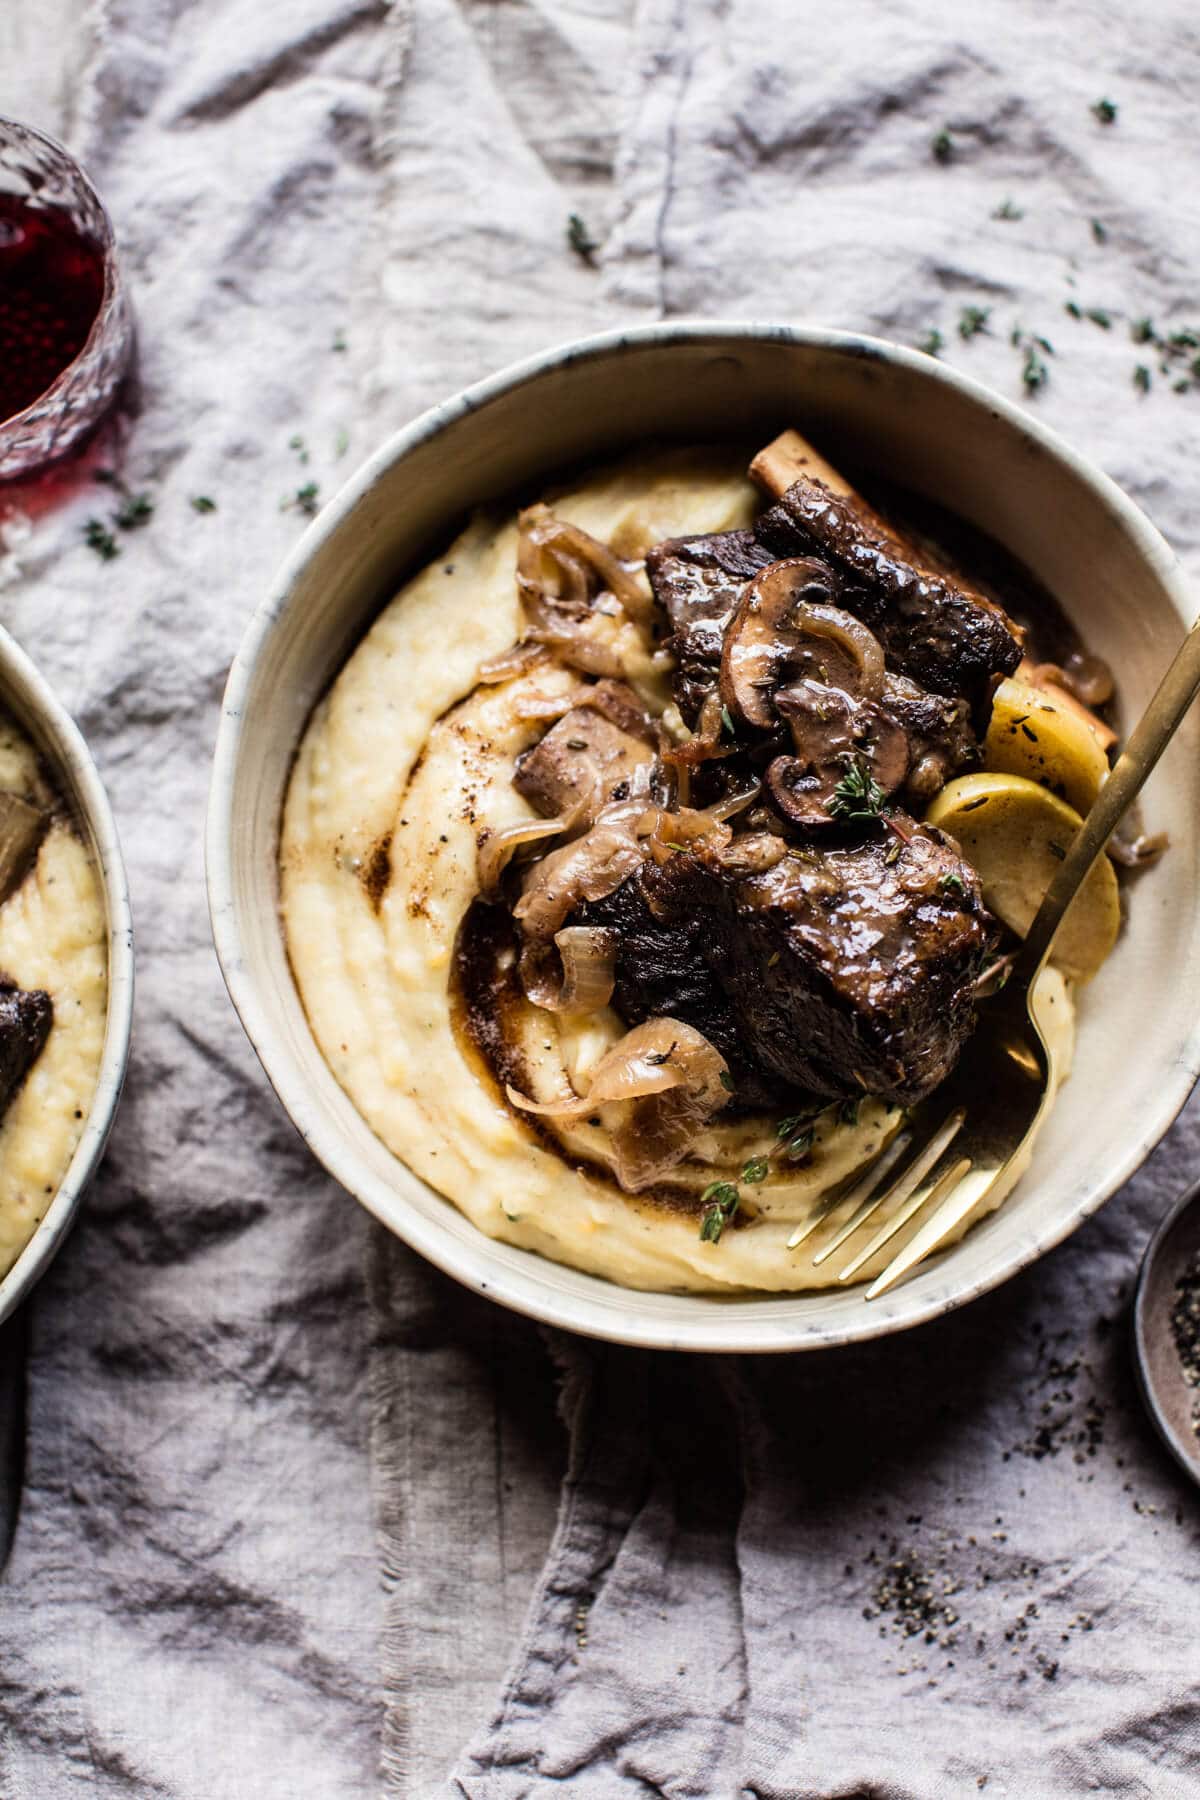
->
[[829, 754, 887, 823], [699, 1180, 740, 1244]]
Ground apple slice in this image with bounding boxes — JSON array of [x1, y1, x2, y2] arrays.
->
[[925, 772, 1120, 982], [984, 676, 1111, 813]]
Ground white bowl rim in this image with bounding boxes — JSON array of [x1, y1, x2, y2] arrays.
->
[[0, 625, 134, 1326], [206, 319, 1200, 1353]]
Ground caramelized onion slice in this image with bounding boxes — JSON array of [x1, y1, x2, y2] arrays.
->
[[513, 810, 647, 944], [477, 816, 572, 898], [518, 504, 656, 633], [506, 1018, 732, 1192], [476, 641, 551, 684], [521, 925, 619, 1015]]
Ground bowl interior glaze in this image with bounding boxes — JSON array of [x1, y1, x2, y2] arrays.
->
[[208, 325, 1200, 1352]]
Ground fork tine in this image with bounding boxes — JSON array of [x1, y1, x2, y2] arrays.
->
[[812, 1107, 964, 1268], [786, 1131, 912, 1251], [839, 1152, 971, 1285], [865, 1160, 1002, 1300]]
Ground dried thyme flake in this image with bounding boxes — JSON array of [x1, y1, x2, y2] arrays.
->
[[931, 128, 954, 164], [190, 494, 217, 514], [992, 198, 1023, 221], [1133, 364, 1152, 394], [1091, 97, 1118, 125], [917, 327, 945, 356]]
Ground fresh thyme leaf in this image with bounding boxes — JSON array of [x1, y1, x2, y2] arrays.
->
[[931, 128, 954, 164], [939, 872, 966, 896], [783, 1127, 814, 1161], [1133, 364, 1152, 394], [84, 518, 119, 561], [958, 304, 991, 341], [992, 198, 1023, 221], [718, 1070, 735, 1093], [776, 1113, 813, 1141], [917, 328, 944, 356], [190, 495, 217, 514], [1091, 97, 1118, 125], [113, 492, 154, 530], [567, 212, 598, 265], [282, 481, 320, 517], [1021, 344, 1049, 393], [1090, 217, 1108, 244], [741, 1156, 769, 1185], [720, 704, 736, 738], [699, 1180, 740, 1244], [839, 1097, 861, 1126], [828, 754, 886, 823]]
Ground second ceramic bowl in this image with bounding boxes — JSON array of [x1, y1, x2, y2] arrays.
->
[[207, 323, 1200, 1352], [0, 627, 133, 1328]]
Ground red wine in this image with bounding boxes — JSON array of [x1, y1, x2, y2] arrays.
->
[[0, 193, 105, 424]]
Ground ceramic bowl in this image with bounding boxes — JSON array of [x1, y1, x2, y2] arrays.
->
[[207, 323, 1200, 1353], [0, 627, 133, 1327]]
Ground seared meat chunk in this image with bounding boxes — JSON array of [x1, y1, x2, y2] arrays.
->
[[0, 980, 51, 1122], [646, 530, 774, 723], [580, 824, 995, 1107], [878, 673, 977, 801], [756, 476, 1022, 710], [514, 681, 656, 827], [577, 870, 796, 1111]]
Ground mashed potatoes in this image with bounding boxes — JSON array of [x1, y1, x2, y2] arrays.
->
[[281, 448, 1074, 1294]]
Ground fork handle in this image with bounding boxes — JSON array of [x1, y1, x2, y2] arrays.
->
[[1015, 607, 1200, 984]]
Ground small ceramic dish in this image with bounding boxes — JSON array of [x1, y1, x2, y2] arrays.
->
[[0, 628, 133, 1328], [1133, 1180, 1200, 1488], [207, 323, 1200, 1353]]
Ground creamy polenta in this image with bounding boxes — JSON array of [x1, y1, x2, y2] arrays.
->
[[280, 449, 1075, 1294]]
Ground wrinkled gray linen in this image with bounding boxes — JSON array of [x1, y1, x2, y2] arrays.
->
[[2, 1, 1200, 1796]]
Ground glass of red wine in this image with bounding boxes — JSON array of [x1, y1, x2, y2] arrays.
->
[[0, 117, 133, 484]]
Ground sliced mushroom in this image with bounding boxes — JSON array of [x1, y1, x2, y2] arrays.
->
[[719, 562, 884, 730], [768, 689, 910, 830], [765, 756, 836, 828]]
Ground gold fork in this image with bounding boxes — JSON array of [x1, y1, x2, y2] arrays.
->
[[791, 608, 1200, 1300]]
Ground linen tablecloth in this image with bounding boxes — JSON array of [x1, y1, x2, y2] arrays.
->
[[1, 3, 1199, 1795]]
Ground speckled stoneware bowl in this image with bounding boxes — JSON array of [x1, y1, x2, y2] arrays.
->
[[0, 628, 133, 1328], [206, 323, 1200, 1353]]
